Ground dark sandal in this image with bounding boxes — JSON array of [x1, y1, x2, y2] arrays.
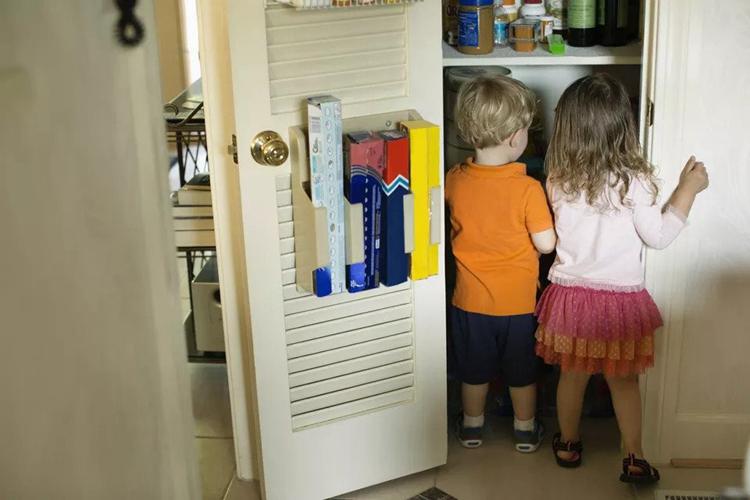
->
[[619, 454, 661, 484], [552, 432, 583, 468]]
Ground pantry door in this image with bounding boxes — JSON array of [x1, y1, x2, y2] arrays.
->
[[642, 0, 750, 464], [224, 2, 446, 499]]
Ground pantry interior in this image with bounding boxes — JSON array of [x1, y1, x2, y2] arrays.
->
[[441, 0, 645, 432], [194, 0, 649, 494]]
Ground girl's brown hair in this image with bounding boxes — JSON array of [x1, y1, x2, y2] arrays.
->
[[546, 73, 658, 208]]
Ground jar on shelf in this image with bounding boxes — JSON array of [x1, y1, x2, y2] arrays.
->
[[458, 0, 495, 55], [539, 15, 555, 44]]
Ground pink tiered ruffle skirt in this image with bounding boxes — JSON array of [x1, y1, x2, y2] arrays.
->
[[535, 284, 663, 376]]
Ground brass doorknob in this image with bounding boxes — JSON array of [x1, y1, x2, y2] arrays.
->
[[251, 130, 289, 166]]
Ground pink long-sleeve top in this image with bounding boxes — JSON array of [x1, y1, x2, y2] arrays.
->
[[548, 177, 687, 292]]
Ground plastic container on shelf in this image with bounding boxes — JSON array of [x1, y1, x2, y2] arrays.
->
[[568, 0, 599, 47], [520, 0, 546, 19], [458, 0, 496, 55], [510, 18, 540, 52], [547, 33, 566, 54]]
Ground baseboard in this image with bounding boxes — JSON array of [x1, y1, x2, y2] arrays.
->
[[670, 458, 743, 469]]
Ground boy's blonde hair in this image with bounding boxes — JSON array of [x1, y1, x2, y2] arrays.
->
[[455, 76, 536, 149]]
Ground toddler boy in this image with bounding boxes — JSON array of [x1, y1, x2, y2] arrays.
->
[[445, 76, 556, 451]]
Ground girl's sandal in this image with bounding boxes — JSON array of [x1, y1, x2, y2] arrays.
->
[[552, 432, 583, 468], [619, 454, 661, 484]]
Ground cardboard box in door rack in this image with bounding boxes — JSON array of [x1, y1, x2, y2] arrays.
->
[[305, 96, 440, 296]]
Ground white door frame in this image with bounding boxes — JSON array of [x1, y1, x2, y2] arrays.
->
[[196, 0, 261, 480]]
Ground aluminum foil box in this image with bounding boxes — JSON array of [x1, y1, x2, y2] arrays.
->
[[307, 95, 346, 295], [344, 131, 385, 292], [378, 130, 411, 287]]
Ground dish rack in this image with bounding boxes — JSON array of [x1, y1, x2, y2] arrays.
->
[[272, 0, 421, 9]]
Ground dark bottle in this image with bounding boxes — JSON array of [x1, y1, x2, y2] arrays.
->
[[628, 0, 641, 42], [568, 0, 599, 47], [599, 0, 631, 46]]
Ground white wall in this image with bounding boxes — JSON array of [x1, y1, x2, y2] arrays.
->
[[0, 1, 199, 498]]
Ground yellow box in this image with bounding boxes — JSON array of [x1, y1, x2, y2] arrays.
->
[[400, 119, 440, 280]]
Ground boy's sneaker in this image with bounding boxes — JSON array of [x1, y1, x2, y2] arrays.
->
[[455, 416, 483, 449], [514, 420, 545, 453]]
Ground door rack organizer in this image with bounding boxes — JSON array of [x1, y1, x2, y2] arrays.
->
[[289, 109, 441, 297], [272, 0, 422, 9]]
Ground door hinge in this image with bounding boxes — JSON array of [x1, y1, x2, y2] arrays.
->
[[227, 134, 238, 164], [646, 98, 654, 127]]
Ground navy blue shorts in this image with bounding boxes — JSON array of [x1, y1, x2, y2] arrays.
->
[[450, 306, 539, 387]]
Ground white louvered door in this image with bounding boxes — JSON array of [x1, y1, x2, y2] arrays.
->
[[224, 2, 446, 499]]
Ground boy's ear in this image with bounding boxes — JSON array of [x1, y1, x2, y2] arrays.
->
[[508, 129, 522, 148]]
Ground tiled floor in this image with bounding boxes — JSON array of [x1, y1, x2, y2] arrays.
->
[[191, 363, 238, 500], [341, 415, 743, 500], [191, 364, 743, 500]]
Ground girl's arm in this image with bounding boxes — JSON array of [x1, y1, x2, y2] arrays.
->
[[633, 156, 709, 249], [665, 156, 709, 218]]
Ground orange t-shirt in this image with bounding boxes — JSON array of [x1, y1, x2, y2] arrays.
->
[[445, 160, 554, 316]]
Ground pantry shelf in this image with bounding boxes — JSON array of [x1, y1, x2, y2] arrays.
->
[[442, 40, 643, 67]]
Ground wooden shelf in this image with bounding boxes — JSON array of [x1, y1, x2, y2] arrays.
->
[[442, 40, 643, 67]]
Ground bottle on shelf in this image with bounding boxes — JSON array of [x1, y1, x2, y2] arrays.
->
[[628, 0, 641, 42], [567, 0, 599, 47], [520, 0, 546, 19], [443, 0, 460, 46], [502, 0, 518, 22], [494, 2, 511, 47], [599, 0, 630, 46], [545, 0, 567, 39]]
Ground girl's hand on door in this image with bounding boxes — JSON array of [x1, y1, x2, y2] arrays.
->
[[678, 156, 709, 194]]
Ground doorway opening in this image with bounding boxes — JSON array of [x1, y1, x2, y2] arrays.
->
[[442, 64, 642, 462], [154, 2, 240, 498]]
